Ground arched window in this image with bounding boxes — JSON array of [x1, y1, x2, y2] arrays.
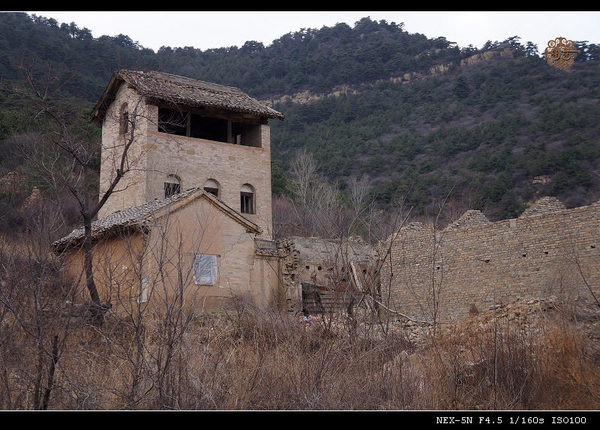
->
[[164, 174, 181, 198], [203, 178, 220, 198], [119, 103, 129, 135], [240, 184, 255, 214]]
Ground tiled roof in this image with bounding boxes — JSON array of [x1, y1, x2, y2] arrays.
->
[[91, 69, 284, 122], [52, 188, 198, 250], [52, 188, 260, 251]]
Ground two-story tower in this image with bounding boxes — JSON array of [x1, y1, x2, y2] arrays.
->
[[90, 70, 284, 238]]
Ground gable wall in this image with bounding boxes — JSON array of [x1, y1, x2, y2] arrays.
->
[[140, 195, 279, 311]]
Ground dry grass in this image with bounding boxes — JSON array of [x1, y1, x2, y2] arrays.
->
[[1, 241, 599, 410], [3, 292, 600, 410]]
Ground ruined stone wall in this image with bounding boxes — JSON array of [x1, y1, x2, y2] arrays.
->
[[280, 236, 378, 313], [380, 197, 600, 323]]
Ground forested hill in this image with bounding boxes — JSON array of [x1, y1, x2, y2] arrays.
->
[[1, 12, 600, 221], [0, 12, 476, 101]]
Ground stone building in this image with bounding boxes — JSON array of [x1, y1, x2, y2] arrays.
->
[[53, 188, 284, 311], [54, 70, 286, 312], [91, 69, 284, 237], [53, 69, 600, 321]]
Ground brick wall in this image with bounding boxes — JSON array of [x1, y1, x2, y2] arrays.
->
[[380, 197, 600, 322]]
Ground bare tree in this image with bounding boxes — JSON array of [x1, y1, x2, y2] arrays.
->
[[0, 196, 78, 409], [83, 200, 237, 409], [348, 176, 371, 221], [289, 148, 318, 213], [287, 149, 351, 238], [16, 63, 147, 324]]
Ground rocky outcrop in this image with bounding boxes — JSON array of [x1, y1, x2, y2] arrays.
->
[[460, 47, 513, 66], [262, 48, 514, 107]]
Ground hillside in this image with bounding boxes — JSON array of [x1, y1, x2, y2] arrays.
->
[[1, 12, 600, 226], [268, 49, 600, 220]]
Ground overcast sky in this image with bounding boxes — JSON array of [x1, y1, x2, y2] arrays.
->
[[27, 11, 600, 54]]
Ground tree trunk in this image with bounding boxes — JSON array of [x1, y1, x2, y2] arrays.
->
[[83, 216, 104, 325], [41, 335, 59, 410]]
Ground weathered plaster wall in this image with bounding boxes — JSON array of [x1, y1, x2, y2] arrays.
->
[[67, 195, 282, 314], [63, 231, 146, 305]]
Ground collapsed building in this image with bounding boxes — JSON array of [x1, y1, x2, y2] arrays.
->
[[278, 236, 378, 314]]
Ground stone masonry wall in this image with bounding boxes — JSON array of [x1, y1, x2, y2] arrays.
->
[[380, 197, 600, 323], [144, 125, 273, 238], [98, 84, 152, 218], [279, 236, 378, 313], [98, 89, 273, 238]]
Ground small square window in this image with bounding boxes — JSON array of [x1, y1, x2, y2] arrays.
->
[[193, 254, 217, 286]]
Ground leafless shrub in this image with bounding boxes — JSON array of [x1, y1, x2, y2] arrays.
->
[[412, 305, 600, 410], [0, 200, 80, 409], [2, 249, 600, 410]]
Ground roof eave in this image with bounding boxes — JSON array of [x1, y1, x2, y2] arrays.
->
[[91, 70, 285, 123], [146, 95, 284, 121], [52, 223, 148, 254], [89, 71, 125, 124], [53, 189, 262, 254]]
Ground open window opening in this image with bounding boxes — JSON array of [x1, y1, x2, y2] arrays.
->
[[203, 178, 220, 198], [240, 184, 255, 214], [158, 107, 187, 136], [164, 174, 181, 198], [157, 106, 262, 147], [231, 121, 261, 147], [190, 114, 228, 142], [119, 103, 129, 135]]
